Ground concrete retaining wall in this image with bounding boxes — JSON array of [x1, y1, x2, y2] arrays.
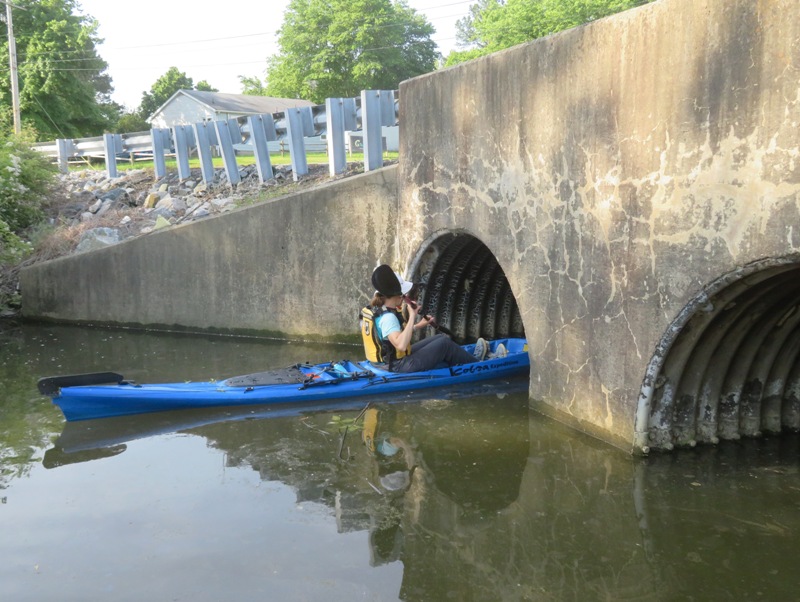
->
[[21, 167, 399, 341]]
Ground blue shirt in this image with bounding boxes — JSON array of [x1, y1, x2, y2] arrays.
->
[[376, 310, 401, 342]]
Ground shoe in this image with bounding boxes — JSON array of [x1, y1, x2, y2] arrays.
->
[[490, 343, 507, 359], [473, 337, 488, 361]]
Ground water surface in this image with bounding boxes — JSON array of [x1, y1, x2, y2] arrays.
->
[[0, 324, 798, 601]]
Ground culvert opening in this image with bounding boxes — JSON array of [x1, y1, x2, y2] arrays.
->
[[641, 261, 800, 451], [408, 233, 525, 344]]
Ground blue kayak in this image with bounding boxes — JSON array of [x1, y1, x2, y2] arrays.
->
[[39, 338, 529, 421]]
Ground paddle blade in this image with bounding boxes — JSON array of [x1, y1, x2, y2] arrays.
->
[[37, 372, 124, 396]]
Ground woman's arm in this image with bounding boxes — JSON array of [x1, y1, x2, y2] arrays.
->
[[387, 303, 418, 352]]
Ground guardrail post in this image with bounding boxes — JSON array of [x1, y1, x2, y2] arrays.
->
[[193, 122, 217, 184], [214, 120, 241, 186], [55, 139, 71, 173], [262, 112, 278, 140], [173, 125, 194, 181], [247, 114, 274, 182], [342, 98, 358, 131], [103, 133, 122, 178], [151, 128, 170, 179], [361, 90, 383, 171], [326, 98, 347, 176], [312, 105, 327, 137], [300, 107, 315, 137], [380, 90, 396, 126], [285, 107, 308, 182]]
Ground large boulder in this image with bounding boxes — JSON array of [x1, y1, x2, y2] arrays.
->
[[75, 227, 122, 253]]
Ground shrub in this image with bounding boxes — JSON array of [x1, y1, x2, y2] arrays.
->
[[0, 133, 56, 311], [0, 220, 29, 264], [0, 137, 56, 230]]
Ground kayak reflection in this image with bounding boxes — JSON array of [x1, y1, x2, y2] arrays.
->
[[43, 378, 529, 468], [43, 398, 370, 468]]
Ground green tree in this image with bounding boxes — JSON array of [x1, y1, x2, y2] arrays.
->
[[0, 0, 115, 139], [137, 69, 219, 119], [195, 80, 218, 92], [446, 0, 653, 67], [115, 111, 150, 133], [138, 67, 195, 119], [453, 0, 496, 48], [265, 0, 439, 103], [239, 75, 267, 96]]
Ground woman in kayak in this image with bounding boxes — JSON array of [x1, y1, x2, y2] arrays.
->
[[360, 264, 494, 372]]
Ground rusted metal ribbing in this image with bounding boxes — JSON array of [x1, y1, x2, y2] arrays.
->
[[640, 264, 800, 451], [761, 327, 800, 433], [414, 234, 523, 345]]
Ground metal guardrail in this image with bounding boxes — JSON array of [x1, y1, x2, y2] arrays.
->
[[32, 90, 399, 184]]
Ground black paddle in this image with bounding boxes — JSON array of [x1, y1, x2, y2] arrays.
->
[[38, 372, 125, 396], [403, 295, 455, 337]]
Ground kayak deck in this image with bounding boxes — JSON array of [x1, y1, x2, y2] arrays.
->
[[40, 338, 529, 422]]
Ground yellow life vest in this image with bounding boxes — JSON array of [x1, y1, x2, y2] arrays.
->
[[360, 305, 411, 364], [362, 407, 379, 453]]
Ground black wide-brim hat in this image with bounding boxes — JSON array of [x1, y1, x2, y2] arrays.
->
[[372, 264, 410, 297]]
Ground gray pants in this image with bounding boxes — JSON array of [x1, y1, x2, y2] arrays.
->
[[390, 334, 478, 373]]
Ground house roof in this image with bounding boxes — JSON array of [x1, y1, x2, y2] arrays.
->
[[149, 90, 315, 121]]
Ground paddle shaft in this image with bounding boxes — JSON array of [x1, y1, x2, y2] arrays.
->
[[403, 296, 454, 337]]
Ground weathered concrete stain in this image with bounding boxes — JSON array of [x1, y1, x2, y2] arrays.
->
[[398, 0, 800, 451]]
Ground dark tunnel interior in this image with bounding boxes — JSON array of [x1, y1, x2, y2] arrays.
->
[[648, 262, 800, 448], [410, 233, 525, 344]]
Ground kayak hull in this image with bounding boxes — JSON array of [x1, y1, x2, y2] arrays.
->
[[44, 338, 530, 421]]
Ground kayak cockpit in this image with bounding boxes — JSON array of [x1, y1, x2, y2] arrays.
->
[[224, 361, 376, 389]]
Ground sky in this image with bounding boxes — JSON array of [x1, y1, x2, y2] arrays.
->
[[75, 0, 471, 110]]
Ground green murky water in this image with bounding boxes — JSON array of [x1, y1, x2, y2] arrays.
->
[[0, 324, 798, 601]]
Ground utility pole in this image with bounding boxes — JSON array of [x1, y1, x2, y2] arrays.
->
[[3, 1, 21, 135]]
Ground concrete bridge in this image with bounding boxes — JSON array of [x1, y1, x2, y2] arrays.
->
[[21, 0, 800, 453]]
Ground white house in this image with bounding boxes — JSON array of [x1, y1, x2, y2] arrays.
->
[[147, 90, 315, 128]]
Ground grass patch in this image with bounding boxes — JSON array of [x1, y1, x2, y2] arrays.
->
[[72, 151, 400, 173]]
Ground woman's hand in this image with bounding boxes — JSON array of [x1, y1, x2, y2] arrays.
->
[[415, 315, 433, 330]]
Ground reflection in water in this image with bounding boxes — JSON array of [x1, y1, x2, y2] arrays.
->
[[2, 324, 799, 600], [634, 435, 800, 600], [44, 397, 800, 600], [361, 406, 417, 565], [194, 393, 534, 597]]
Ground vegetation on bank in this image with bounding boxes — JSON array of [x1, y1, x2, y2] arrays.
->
[[0, 131, 57, 311]]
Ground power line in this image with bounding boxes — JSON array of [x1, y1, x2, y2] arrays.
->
[[5, 0, 470, 61], [0, 1, 27, 11], [68, 4, 469, 54], [2, 0, 472, 107]]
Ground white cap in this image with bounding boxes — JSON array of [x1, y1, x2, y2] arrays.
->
[[395, 272, 414, 295]]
